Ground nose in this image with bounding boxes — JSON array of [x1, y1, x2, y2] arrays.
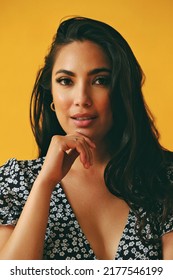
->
[[74, 83, 92, 107]]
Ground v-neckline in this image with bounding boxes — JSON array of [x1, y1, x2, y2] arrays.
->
[[57, 182, 131, 260]]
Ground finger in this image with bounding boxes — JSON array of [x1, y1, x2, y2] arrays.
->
[[78, 139, 94, 168], [75, 140, 90, 168], [62, 149, 79, 175], [83, 137, 96, 149], [67, 149, 79, 164], [75, 133, 96, 149], [62, 135, 94, 168], [70, 137, 91, 168], [82, 139, 94, 166]]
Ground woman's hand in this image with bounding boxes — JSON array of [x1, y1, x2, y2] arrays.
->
[[36, 134, 96, 190]]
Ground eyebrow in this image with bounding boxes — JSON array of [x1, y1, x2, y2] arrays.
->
[[55, 67, 111, 76]]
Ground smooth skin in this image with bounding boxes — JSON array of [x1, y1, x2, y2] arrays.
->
[[0, 41, 172, 259]]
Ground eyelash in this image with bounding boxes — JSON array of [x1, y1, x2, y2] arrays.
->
[[56, 77, 72, 86], [92, 76, 110, 86], [56, 76, 110, 87]]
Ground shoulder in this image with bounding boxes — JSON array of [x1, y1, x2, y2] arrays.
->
[[162, 231, 173, 259], [0, 157, 44, 181], [0, 157, 44, 198], [0, 157, 44, 225]]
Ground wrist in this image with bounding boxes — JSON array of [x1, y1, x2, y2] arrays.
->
[[32, 176, 56, 196]]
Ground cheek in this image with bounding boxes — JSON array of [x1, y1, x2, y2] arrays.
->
[[101, 98, 113, 125], [52, 83, 67, 102], [99, 97, 112, 114], [53, 92, 72, 111]]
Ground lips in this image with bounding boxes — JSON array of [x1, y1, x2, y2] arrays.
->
[[73, 117, 93, 120], [71, 113, 97, 128]]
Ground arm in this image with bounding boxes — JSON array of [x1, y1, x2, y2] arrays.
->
[[0, 134, 95, 259], [0, 181, 52, 259], [162, 231, 173, 260]]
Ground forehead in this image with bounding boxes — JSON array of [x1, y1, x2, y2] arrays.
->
[[52, 40, 111, 71]]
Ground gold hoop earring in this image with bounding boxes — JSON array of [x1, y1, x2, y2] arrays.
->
[[50, 102, 56, 112]]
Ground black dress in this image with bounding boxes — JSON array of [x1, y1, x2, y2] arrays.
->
[[0, 158, 173, 259]]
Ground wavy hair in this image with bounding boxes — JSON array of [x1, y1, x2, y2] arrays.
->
[[30, 16, 173, 241]]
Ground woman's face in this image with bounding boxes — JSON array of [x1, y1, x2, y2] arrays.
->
[[51, 40, 113, 143]]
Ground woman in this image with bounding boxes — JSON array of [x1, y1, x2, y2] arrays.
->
[[0, 16, 173, 260]]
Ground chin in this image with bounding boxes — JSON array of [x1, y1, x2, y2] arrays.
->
[[76, 131, 106, 144], [75, 130, 93, 138]]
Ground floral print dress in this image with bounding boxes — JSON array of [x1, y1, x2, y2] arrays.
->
[[0, 158, 173, 259]]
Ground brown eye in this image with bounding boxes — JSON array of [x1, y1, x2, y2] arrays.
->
[[56, 77, 73, 86], [93, 76, 110, 86]]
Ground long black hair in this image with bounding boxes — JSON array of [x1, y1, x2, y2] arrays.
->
[[30, 16, 173, 240]]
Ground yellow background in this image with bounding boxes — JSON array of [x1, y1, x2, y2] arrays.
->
[[0, 0, 173, 165]]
